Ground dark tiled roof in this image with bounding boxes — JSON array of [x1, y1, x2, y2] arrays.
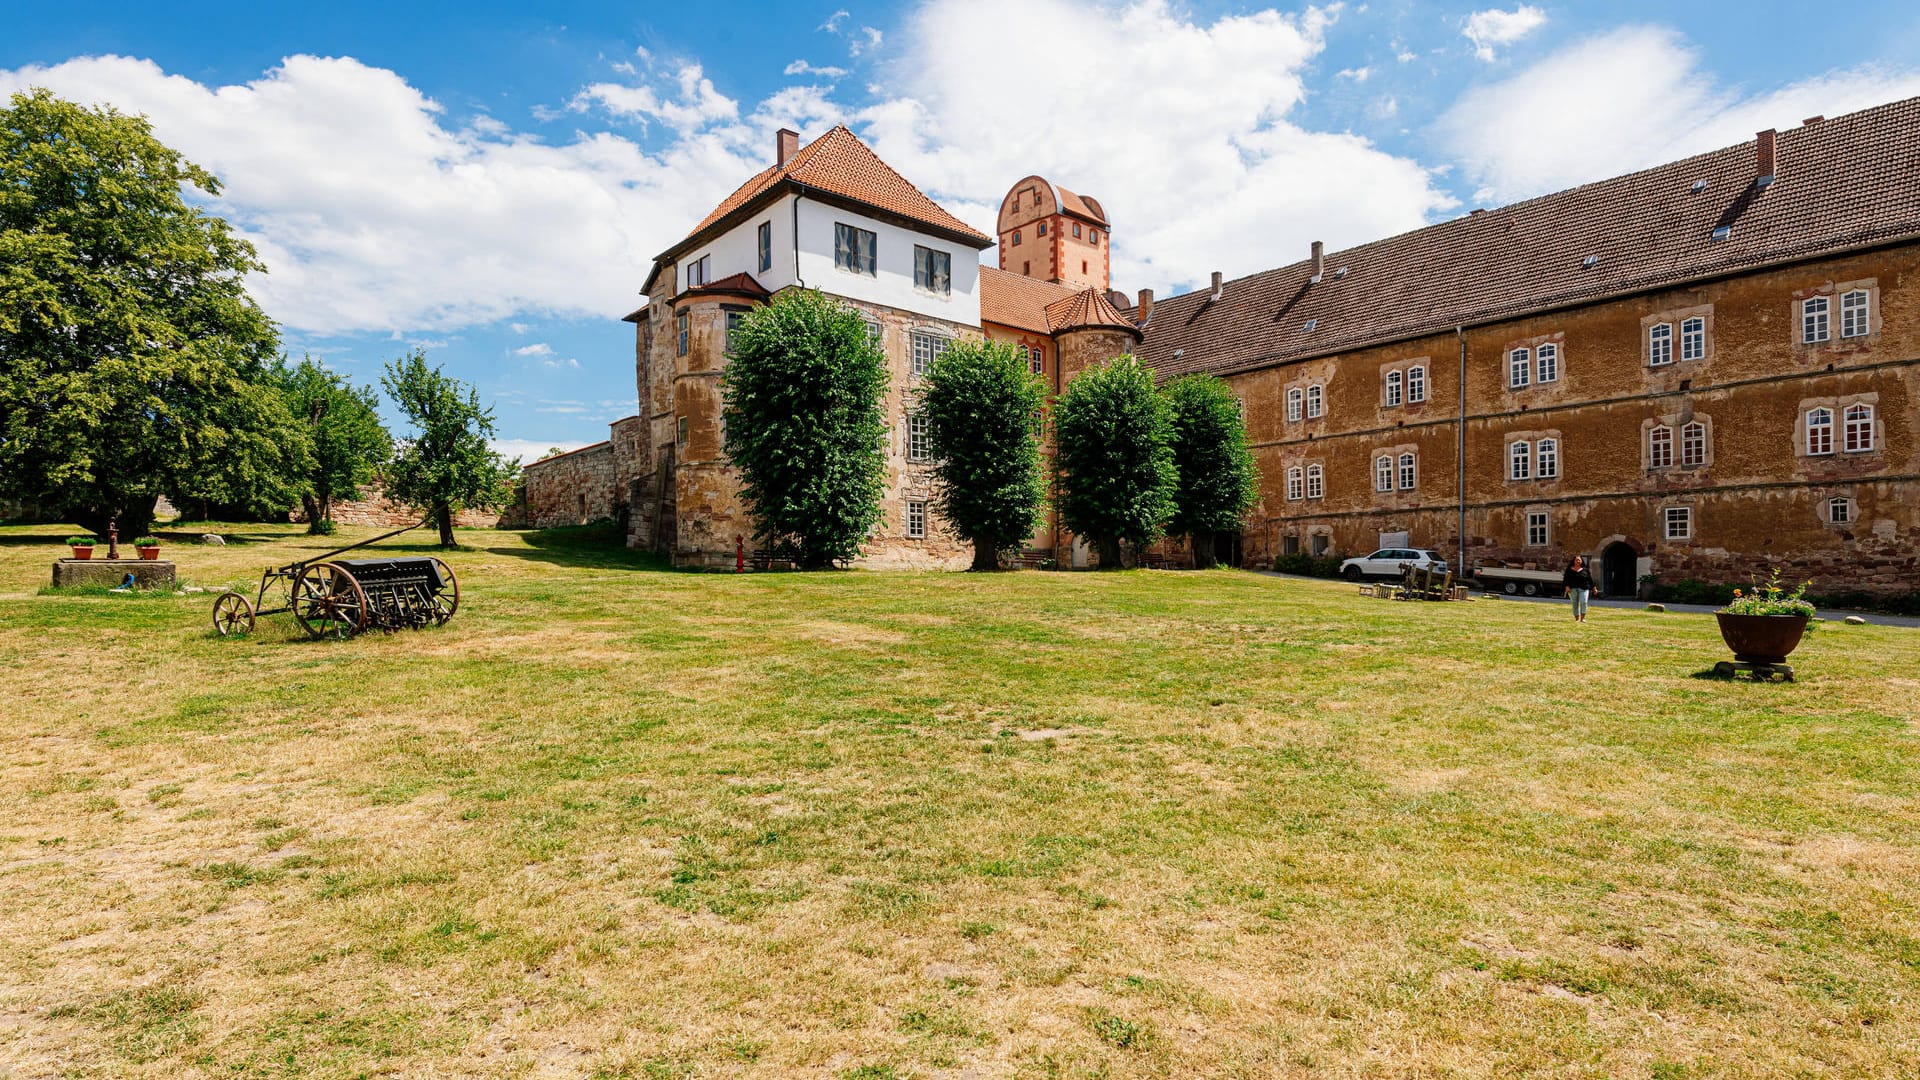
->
[[979, 266, 1079, 334], [1138, 96, 1920, 379], [669, 126, 992, 257], [1044, 286, 1142, 337], [671, 271, 771, 304]]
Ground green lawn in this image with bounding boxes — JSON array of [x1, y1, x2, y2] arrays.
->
[[1, 522, 1916, 1078]]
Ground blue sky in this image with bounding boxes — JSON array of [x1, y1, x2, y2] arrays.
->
[[7, 0, 1920, 457]]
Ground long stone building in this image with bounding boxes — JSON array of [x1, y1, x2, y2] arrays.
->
[[524, 98, 1920, 593]]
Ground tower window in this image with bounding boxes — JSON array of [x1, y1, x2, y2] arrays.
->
[[1072, 223, 1082, 238], [1090, 230, 1099, 246], [1012, 229, 1021, 246], [1037, 222, 1048, 237]]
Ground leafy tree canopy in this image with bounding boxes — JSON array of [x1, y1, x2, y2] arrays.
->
[[381, 350, 516, 548], [1051, 354, 1176, 569], [277, 356, 391, 534], [1163, 374, 1259, 568], [722, 290, 889, 569], [0, 88, 302, 537], [919, 338, 1046, 570]]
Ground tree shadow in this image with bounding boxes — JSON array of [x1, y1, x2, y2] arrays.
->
[[488, 524, 676, 572]]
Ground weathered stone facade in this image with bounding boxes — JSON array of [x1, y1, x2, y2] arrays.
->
[[291, 482, 500, 529], [517, 416, 645, 530]]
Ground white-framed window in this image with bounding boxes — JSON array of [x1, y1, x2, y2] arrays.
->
[[906, 499, 927, 539], [1801, 296, 1830, 343], [1827, 496, 1853, 525], [1374, 455, 1393, 493], [1286, 466, 1304, 501], [834, 222, 877, 276], [686, 255, 711, 288], [1526, 511, 1549, 547], [676, 415, 688, 446], [1536, 343, 1559, 384], [1397, 451, 1417, 491], [911, 331, 948, 376], [908, 412, 931, 461], [1286, 387, 1303, 422], [1664, 506, 1692, 541], [913, 245, 952, 295], [1648, 322, 1673, 366], [1407, 365, 1427, 403], [1027, 344, 1043, 374], [675, 310, 689, 356], [1536, 437, 1559, 479], [756, 221, 772, 274], [1649, 425, 1673, 468], [1805, 407, 1833, 456], [1680, 421, 1706, 467], [864, 319, 884, 346], [1840, 289, 1870, 338], [1305, 464, 1324, 500], [1509, 439, 1531, 480], [1385, 370, 1403, 407], [1305, 384, 1323, 419], [1509, 347, 1531, 388], [1680, 316, 1706, 361], [724, 309, 745, 355], [1844, 404, 1874, 453]]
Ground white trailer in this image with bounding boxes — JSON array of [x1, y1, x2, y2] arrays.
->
[[1471, 563, 1566, 597]]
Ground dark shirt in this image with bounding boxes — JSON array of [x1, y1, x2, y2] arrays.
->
[[1564, 566, 1595, 591]]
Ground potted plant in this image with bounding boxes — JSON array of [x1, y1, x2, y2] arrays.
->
[[135, 536, 161, 560], [1715, 570, 1816, 665], [66, 536, 97, 560]]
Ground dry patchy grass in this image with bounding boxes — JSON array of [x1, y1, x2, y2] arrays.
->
[[1, 521, 1917, 1078]]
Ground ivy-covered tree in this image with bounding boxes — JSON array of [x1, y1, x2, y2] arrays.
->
[[1051, 355, 1176, 569], [381, 350, 517, 548], [277, 356, 392, 533], [722, 290, 889, 569], [1163, 374, 1259, 568], [0, 88, 304, 537], [919, 339, 1046, 570]]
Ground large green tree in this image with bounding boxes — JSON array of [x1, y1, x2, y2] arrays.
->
[[919, 339, 1046, 571], [1051, 355, 1176, 569], [0, 88, 304, 537], [278, 356, 392, 533], [1163, 374, 1259, 568], [381, 350, 516, 548], [722, 290, 889, 569]]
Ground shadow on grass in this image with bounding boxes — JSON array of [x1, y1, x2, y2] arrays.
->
[[493, 523, 674, 572]]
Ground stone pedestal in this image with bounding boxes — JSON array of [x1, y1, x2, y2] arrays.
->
[[51, 559, 176, 590]]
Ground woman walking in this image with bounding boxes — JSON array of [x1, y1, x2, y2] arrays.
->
[[1563, 555, 1597, 623]]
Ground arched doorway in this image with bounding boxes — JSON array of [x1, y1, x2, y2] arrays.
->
[[1601, 541, 1637, 598]]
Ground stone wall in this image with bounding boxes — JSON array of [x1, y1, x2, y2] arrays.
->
[[293, 483, 499, 529]]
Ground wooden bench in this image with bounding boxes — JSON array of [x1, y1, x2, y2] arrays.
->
[[1006, 548, 1053, 570], [747, 549, 795, 571]]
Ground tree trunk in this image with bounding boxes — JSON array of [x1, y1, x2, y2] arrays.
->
[[435, 502, 456, 548], [1095, 536, 1123, 570], [73, 495, 158, 544], [302, 494, 326, 534], [1191, 529, 1218, 569], [971, 535, 999, 572]]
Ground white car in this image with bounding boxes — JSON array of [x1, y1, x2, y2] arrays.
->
[[1340, 548, 1448, 582]]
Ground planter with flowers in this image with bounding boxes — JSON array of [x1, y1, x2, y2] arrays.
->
[[1714, 571, 1815, 679], [66, 536, 97, 560], [135, 536, 161, 560]]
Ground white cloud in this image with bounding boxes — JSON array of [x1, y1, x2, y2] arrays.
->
[[851, 27, 884, 57], [541, 357, 582, 370], [1438, 25, 1920, 203], [508, 322, 532, 334], [819, 10, 850, 33], [0, 54, 836, 334], [573, 63, 738, 132], [1336, 66, 1370, 82], [513, 342, 553, 356], [1369, 95, 1398, 120], [1462, 5, 1546, 62], [863, 0, 1450, 292], [784, 59, 850, 79], [491, 438, 588, 462]]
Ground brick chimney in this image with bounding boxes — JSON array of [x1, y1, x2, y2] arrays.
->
[[1310, 240, 1325, 282], [1136, 288, 1154, 324], [1756, 128, 1777, 186], [1802, 115, 1824, 127], [776, 128, 799, 167]]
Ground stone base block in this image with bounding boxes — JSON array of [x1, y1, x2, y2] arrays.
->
[[52, 559, 177, 590]]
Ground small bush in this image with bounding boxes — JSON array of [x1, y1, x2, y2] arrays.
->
[[1273, 552, 1344, 578]]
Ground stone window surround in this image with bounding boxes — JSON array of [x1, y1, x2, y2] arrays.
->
[[1640, 304, 1715, 367], [1378, 357, 1431, 408], [1660, 500, 1696, 544], [1373, 442, 1421, 496], [1282, 374, 1327, 423], [1501, 331, 1565, 391], [1503, 428, 1563, 483], [1794, 391, 1880, 459], [1791, 278, 1879, 348], [1819, 489, 1855, 528], [1524, 505, 1552, 548], [1640, 410, 1715, 471], [1283, 458, 1326, 501]]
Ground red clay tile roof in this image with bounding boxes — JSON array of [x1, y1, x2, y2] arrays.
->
[[666, 126, 992, 259], [671, 271, 771, 304], [1044, 286, 1142, 338], [1054, 184, 1107, 226], [979, 266, 1080, 334], [1139, 96, 1920, 380]]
